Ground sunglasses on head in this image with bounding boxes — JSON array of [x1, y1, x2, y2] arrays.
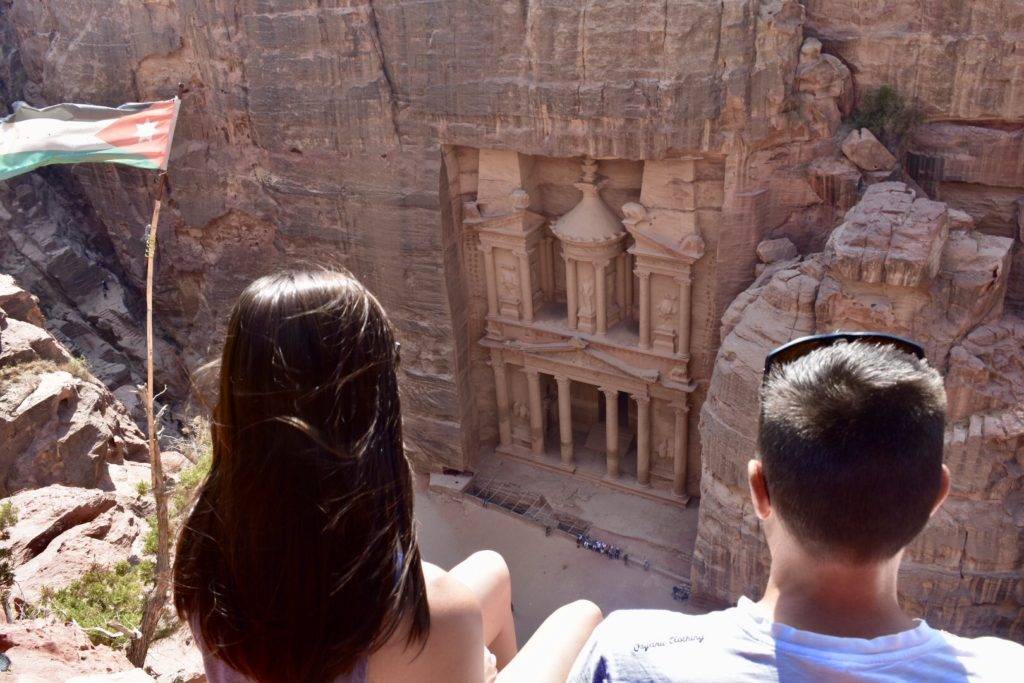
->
[[763, 332, 925, 381]]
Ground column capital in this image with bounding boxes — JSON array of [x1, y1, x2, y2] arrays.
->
[[600, 386, 619, 398], [524, 366, 540, 379], [674, 266, 693, 282], [671, 401, 690, 415], [513, 248, 529, 258], [636, 269, 651, 282], [478, 242, 495, 254], [632, 393, 651, 406], [595, 259, 611, 270], [553, 373, 570, 385]]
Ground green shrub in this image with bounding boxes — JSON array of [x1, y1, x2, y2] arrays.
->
[[64, 355, 93, 382], [143, 515, 159, 556], [0, 501, 17, 532], [41, 561, 154, 647], [172, 449, 212, 517], [0, 502, 16, 613], [851, 85, 922, 150], [135, 480, 151, 497]]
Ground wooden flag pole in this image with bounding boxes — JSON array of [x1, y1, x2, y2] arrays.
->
[[129, 171, 171, 666]]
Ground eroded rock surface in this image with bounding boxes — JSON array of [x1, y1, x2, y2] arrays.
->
[[0, 617, 144, 681], [5, 485, 148, 605], [694, 183, 1023, 639], [0, 277, 148, 495]]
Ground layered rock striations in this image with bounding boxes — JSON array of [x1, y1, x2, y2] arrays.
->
[[0, 0, 856, 470], [694, 183, 1023, 639]]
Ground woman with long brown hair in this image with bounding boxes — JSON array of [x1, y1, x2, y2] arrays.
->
[[174, 270, 601, 682]]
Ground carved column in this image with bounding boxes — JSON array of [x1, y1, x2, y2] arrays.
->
[[596, 260, 608, 335], [490, 349, 511, 446], [616, 254, 627, 314], [676, 269, 692, 357], [603, 387, 619, 479], [525, 368, 544, 456], [672, 400, 689, 496], [635, 394, 651, 487], [516, 250, 534, 323], [565, 257, 578, 329], [638, 271, 651, 349], [624, 254, 634, 319], [481, 244, 499, 318], [555, 375, 573, 466]]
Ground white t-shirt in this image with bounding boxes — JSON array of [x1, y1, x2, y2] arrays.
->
[[569, 598, 1024, 682]]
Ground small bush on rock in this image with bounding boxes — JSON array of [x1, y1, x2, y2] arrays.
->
[[41, 561, 154, 647], [143, 515, 159, 556], [64, 355, 93, 382], [851, 85, 922, 151], [0, 502, 17, 619]]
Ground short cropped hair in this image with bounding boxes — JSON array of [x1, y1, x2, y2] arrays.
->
[[758, 341, 947, 562]]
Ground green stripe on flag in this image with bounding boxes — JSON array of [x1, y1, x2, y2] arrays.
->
[[0, 149, 161, 180]]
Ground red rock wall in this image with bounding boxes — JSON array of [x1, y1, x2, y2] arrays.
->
[[1, 3, 1021, 638], [2, 0, 831, 469]]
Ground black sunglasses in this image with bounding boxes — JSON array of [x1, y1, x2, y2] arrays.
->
[[763, 332, 925, 380]]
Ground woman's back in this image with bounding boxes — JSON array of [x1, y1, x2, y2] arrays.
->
[[174, 270, 602, 683], [174, 271, 430, 682]]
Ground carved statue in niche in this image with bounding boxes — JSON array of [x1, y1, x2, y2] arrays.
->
[[578, 280, 595, 318], [655, 437, 671, 462], [656, 292, 678, 329], [513, 400, 529, 424], [499, 265, 520, 303]]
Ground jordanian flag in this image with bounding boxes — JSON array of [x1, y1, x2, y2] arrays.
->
[[0, 98, 179, 180]]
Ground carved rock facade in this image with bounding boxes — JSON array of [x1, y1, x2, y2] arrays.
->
[[457, 152, 714, 501]]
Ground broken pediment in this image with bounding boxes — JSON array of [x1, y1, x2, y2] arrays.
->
[[623, 202, 706, 263]]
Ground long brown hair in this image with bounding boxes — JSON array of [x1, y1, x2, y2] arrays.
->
[[174, 270, 429, 681]]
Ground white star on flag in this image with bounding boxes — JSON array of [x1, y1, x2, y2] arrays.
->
[[135, 119, 158, 143]]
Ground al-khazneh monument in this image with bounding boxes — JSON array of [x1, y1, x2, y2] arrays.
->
[[462, 153, 710, 502], [1, 0, 1022, 641]]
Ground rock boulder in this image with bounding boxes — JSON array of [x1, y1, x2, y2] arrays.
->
[[0, 617, 141, 681], [841, 128, 898, 172]]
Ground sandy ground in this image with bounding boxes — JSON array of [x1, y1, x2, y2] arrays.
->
[[415, 486, 700, 643]]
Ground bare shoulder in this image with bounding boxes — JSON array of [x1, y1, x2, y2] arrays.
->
[[367, 563, 484, 683]]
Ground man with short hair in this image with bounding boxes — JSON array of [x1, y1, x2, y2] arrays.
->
[[570, 334, 1024, 682]]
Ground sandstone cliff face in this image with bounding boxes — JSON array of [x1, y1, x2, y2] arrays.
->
[[805, 2, 1024, 306], [694, 183, 1023, 639], [0, 275, 149, 496], [2, 0, 1022, 639], [4, 0, 1020, 468], [2, 0, 834, 468]]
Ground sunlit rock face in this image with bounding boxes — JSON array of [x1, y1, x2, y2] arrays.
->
[[694, 182, 1023, 639], [2, 0, 1022, 637], [0, 276, 148, 496]]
